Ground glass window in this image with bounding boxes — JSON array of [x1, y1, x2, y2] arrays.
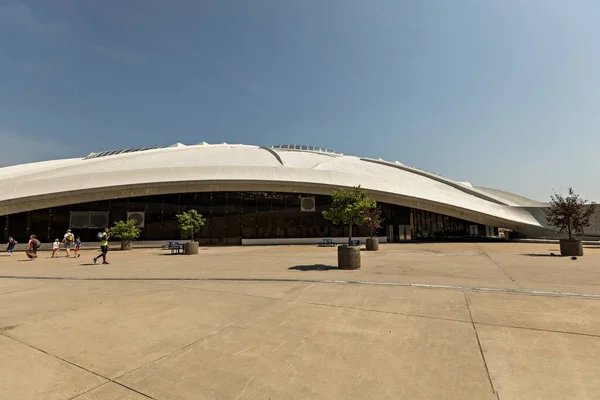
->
[[257, 213, 272, 238], [7, 212, 28, 243], [211, 192, 227, 214], [1, 215, 6, 242], [144, 195, 163, 240], [226, 214, 241, 240], [49, 206, 71, 242], [30, 209, 49, 241], [285, 214, 301, 238], [210, 215, 227, 243], [301, 214, 316, 237]]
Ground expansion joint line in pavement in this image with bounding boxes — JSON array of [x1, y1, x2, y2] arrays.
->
[[2, 275, 600, 300], [475, 244, 523, 289], [0, 331, 157, 400], [464, 292, 498, 398]]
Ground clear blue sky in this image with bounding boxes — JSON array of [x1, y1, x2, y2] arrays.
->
[[1, 0, 599, 202]]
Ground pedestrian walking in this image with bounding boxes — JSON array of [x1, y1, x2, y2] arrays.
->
[[62, 229, 75, 257], [51, 238, 60, 258], [93, 228, 110, 265], [74, 236, 81, 258], [6, 236, 17, 256], [26, 235, 40, 260]]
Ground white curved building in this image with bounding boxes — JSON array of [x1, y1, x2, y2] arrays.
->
[[0, 143, 594, 244]]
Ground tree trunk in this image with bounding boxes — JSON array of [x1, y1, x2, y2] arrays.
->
[[348, 224, 352, 245]]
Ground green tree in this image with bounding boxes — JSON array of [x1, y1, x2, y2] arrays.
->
[[111, 220, 141, 244], [322, 186, 377, 244], [176, 210, 206, 241], [544, 188, 596, 240]]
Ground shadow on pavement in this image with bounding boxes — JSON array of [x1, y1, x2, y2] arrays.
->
[[522, 253, 560, 257], [289, 264, 338, 271]]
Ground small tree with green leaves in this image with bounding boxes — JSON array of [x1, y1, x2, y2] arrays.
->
[[364, 206, 383, 238], [544, 188, 596, 240], [111, 220, 141, 246], [176, 210, 206, 241], [322, 186, 377, 244]]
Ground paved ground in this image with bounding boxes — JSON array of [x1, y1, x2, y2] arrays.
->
[[1, 242, 599, 399]]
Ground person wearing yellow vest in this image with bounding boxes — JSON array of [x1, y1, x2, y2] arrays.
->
[[93, 228, 110, 265]]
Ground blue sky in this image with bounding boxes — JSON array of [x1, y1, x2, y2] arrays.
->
[[1, 0, 599, 201]]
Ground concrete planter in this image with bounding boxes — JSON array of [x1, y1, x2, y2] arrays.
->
[[559, 239, 583, 256], [120, 241, 132, 251], [337, 245, 361, 269], [366, 237, 379, 251], [184, 241, 199, 255]]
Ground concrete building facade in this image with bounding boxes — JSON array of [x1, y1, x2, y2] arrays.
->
[[1, 143, 597, 244]]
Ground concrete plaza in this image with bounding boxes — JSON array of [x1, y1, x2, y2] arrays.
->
[[1, 242, 600, 399]]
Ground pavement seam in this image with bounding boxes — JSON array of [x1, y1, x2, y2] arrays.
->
[[173, 283, 600, 339], [0, 331, 157, 400], [3, 275, 600, 300], [464, 292, 498, 397], [475, 244, 523, 289], [111, 297, 284, 384], [173, 283, 474, 324], [473, 321, 600, 339]]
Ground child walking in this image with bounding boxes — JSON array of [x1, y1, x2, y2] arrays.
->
[[74, 237, 81, 258], [51, 238, 60, 258]]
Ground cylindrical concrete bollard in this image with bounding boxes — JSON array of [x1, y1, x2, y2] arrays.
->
[[559, 239, 583, 257], [184, 241, 199, 255], [337, 245, 361, 269], [366, 238, 379, 251]]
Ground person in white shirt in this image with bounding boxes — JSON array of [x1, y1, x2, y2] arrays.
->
[[62, 229, 75, 257], [51, 239, 60, 258]]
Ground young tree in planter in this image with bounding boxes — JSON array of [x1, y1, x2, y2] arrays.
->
[[323, 186, 377, 245], [363, 206, 383, 251], [176, 210, 206, 241], [544, 188, 596, 256], [110, 220, 141, 250]]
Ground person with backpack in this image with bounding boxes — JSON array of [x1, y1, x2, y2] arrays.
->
[[62, 229, 75, 257], [6, 236, 17, 256], [26, 235, 40, 260]]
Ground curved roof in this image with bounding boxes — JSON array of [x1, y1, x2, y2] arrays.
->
[[0, 143, 553, 234]]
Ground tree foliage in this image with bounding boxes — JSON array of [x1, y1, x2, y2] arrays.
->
[[111, 220, 141, 242], [176, 210, 206, 241], [544, 188, 596, 240], [364, 207, 384, 238], [322, 186, 377, 244]]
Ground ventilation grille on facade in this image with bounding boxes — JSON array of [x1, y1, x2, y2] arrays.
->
[[127, 212, 146, 228], [300, 196, 316, 212]]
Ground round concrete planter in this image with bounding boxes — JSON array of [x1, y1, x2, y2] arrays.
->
[[184, 241, 199, 255], [337, 245, 361, 269], [120, 240, 132, 251], [366, 238, 379, 251], [559, 239, 583, 257]]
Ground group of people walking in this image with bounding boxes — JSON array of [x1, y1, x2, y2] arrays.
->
[[5, 228, 110, 264]]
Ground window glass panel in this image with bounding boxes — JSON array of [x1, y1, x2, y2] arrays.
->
[[30, 209, 49, 241], [301, 214, 316, 237], [145, 195, 163, 240], [49, 206, 71, 242]]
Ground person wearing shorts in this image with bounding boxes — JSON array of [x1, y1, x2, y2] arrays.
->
[[51, 238, 60, 258], [93, 228, 110, 265], [74, 237, 81, 258], [62, 229, 75, 257]]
